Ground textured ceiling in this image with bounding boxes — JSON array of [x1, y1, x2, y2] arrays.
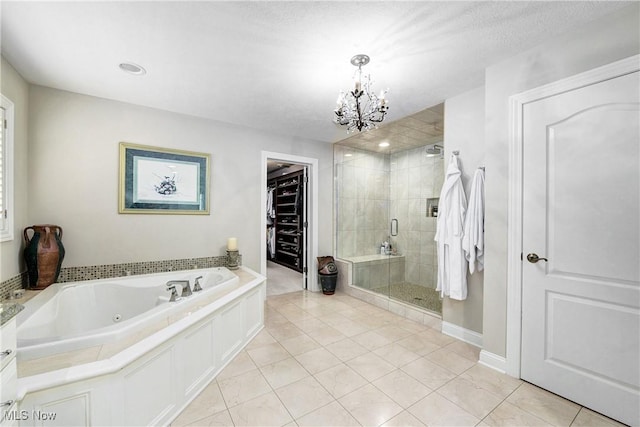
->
[[0, 1, 630, 144]]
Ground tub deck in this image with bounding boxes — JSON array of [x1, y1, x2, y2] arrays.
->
[[16, 268, 262, 378]]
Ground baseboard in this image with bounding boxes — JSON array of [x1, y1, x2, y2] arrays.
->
[[478, 350, 507, 374], [441, 321, 483, 348]]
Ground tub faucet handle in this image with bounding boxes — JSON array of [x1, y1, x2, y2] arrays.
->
[[166, 280, 191, 298], [194, 276, 203, 292], [166, 284, 180, 302]]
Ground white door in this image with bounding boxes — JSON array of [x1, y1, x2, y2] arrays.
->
[[521, 65, 640, 425]]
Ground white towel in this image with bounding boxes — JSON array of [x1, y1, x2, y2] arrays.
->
[[435, 154, 468, 300], [463, 168, 485, 274]]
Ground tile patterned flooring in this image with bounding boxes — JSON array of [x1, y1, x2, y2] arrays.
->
[[172, 290, 625, 427]]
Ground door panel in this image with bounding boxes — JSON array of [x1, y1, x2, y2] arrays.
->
[[521, 69, 639, 426]]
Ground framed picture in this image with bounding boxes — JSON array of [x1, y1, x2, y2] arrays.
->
[[119, 142, 210, 214]]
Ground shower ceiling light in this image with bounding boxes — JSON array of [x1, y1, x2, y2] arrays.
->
[[334, 54, 389, 133], [379, 142, 390, 147]]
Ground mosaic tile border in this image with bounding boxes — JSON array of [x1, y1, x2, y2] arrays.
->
[[0, 254, 242, 301], [0, 272, 27, 301]]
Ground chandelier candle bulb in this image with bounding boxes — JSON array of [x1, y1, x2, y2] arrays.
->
[[227, 238, 237, 251]]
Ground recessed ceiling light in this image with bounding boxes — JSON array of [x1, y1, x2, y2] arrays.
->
[[345, 153, 353, 157], [379, 142, 390, 147], [119, 62, 146, 75]]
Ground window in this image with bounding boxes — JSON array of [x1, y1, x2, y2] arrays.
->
[[0, 94, 14, 242]]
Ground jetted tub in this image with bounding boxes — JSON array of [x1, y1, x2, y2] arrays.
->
[[15, 266, 266, 427], [17, 267, 238, 360]]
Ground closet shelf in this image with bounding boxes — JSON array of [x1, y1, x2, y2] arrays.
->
[[268, 169, 305, 273]]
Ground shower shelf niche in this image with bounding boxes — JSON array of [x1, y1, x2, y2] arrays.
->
[[426, 198, 439, 217]]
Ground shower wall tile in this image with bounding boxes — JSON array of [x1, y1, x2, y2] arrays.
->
[[341, 165, 357, 199], [394, 150, 408, 170], [339, 198, 357, 231], [408, 147, 423, 167], [408, 167, 422, 199], [395, 169, 409, 200]]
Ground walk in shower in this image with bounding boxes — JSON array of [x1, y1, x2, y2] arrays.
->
[[334, 105, 445, 314]]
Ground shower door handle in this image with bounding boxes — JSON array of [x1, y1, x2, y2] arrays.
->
[[391, 219, 399, 236]]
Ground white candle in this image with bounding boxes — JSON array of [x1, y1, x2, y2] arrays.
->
[[227, 237, 237, 251]]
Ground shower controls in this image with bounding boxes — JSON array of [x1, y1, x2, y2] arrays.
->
[[526, 253, 548, 263]]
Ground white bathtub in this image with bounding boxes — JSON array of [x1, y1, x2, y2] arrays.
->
[[16, 266, 266, 427], [17, 267, 238, 360]]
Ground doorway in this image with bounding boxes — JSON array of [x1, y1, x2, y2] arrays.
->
[[260, 151, 319, 295], [507, 55, 639, 426]]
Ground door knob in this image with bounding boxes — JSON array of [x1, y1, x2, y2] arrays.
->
[[527, 253, 548, 263]]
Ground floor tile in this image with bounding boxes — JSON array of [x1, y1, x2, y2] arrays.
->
[[216, 351, 257, 381], [424, 346, 477, 375], [325, 337, 369, 362], [227, 391, 293, 426], [483, 401, 552, 426], [506, 382, 581, 426], [217, 368, 271, 407], [180, 409, 234, 427], [260, 356, 310, 389], [274, 376, 335, 419], [294, 317, 328, 334], [279, 333, 322, 356], [171, 381, 227, 426], [459, 364, 522, 399], [244, 329, 277, 350], [437, 377, 503, 419], [400, 356, 457, 389], [304, 324, 347, 346], [373, 342, 421, 368], [266, 321, 306, 341], [443, 340, 481, 361], [295, 347, 342, 375], [314, 363, 368, 398], [338, 383, 404, 426], [380, 410, 426, 427], [395, 333, 442, 355], [331, 318, 370, 337], [346, 352, 397, 381], [246, 342, 291, 367], [372, 369, 432, 408], [351, 330, 394, 350], [408, 392, 480, 426], [571, 407, 627, 427], [295, 400, 360, 427], [374, 325, 415, 342]]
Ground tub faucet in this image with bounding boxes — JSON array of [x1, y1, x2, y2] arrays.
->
[[166, 280, 192, 298], [194, 276, 203, 292]]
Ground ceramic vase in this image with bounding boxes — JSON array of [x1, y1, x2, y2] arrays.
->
[[23, 224, 65, 290]]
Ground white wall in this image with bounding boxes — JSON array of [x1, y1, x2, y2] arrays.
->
[[26, 85, 334, 273], [482, 3, 640, 357], [0, 57, 29, 281], [442, 86, 485, 334]]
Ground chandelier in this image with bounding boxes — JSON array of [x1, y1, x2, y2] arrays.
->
[[334, 54, 389, 133]]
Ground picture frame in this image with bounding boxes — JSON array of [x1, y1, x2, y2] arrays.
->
[[119, 142, 210, 214]]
